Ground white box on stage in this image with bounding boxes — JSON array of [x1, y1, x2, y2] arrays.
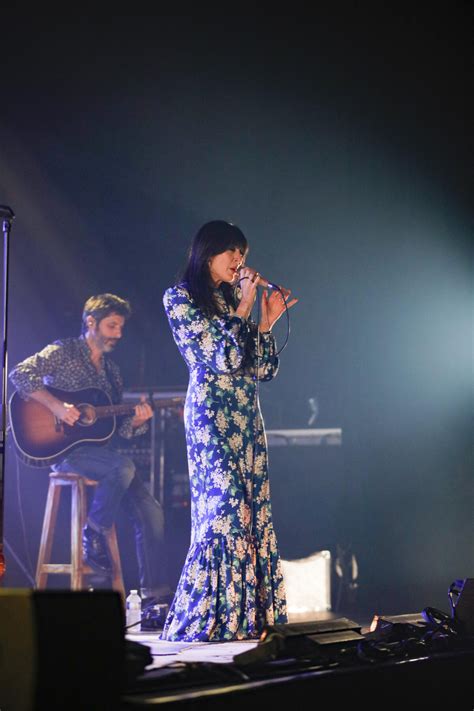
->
[[281, 550, 331, 614]]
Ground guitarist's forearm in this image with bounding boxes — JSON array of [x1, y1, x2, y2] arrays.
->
[[27, 389, 64, 413], [27, 389, 80, 425]]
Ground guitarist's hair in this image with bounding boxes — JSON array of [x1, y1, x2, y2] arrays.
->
[[82, 293, 132, 334]]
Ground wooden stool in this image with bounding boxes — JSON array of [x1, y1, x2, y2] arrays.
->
[[35, 472, 125, 599]]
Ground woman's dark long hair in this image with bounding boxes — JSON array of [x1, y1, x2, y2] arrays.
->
[[182, 220, 248, 317]]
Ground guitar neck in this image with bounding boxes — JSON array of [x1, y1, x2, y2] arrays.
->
[[94, 397, 183, 419], [94, 404, 136, 418]]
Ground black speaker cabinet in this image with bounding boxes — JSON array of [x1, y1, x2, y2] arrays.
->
[[451, 578, 474, 635], [0, 589, 124, 711]]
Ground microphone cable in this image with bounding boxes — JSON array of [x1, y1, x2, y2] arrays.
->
[[268, 283, 291, 357], [240, 282, 284, 541], [236, 277, 292, 355], [230, 277, 292, 540]]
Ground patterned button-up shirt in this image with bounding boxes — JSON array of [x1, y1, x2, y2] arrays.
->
[[9, 336, 146, 439]]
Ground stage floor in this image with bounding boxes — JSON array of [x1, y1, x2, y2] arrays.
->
[[125, 610, 354, 669], [121, 610, 474, 709]]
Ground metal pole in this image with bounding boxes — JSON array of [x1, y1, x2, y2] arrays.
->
[[0, 205, 15, 580]]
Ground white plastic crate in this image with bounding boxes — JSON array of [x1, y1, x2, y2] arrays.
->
[[281, 550, 331, 614]]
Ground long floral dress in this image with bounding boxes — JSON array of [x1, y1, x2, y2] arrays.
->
[[160, 283, 287, 641]]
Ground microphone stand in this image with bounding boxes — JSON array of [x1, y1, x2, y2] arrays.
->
[[0, 205, 15, 580]]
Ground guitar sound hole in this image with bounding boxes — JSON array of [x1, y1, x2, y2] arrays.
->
[[77, 404, 97, 426]]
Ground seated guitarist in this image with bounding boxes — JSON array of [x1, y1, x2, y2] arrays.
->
[[9, 293, 172, 612]]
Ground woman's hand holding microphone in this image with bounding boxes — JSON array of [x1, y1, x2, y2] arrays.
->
[[235, 267, 298, 331]]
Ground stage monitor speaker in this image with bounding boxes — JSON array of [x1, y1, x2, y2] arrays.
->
[[234, 617, 363, 666], [368, 612, 426, 633], [0, 589, 124, 711]]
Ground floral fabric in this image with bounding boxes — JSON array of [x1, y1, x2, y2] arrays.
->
[[160, 283, 287, 641]]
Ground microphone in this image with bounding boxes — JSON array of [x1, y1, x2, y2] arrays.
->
[[0, 205, 15, 220], [254, 275, 278, 290], [237, 268, 278, 290]]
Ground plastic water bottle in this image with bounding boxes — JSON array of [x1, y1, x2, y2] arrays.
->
[[126, 589, 142, 630]]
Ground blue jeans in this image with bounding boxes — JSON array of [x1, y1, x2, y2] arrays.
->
[[54, 444, 169, 599]]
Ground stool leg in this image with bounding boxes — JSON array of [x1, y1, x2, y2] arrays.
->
[[107, 527, 126, 600], [71, 478, 87, 590], [36, 480, 62, 589]]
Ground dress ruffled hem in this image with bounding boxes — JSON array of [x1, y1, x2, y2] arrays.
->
[[160, 531, 287, 642]]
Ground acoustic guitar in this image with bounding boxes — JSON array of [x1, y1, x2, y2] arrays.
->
[[8, 386, 183, 467]]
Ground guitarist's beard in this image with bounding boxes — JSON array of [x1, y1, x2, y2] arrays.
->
[[92, 333, 120, 353], [103, 339, 119, 352]]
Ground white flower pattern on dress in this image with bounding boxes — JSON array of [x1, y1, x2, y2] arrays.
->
[[160, 284, 287, 642]]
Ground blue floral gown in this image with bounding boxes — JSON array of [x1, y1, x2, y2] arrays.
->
[[161, 283, 287, 641]]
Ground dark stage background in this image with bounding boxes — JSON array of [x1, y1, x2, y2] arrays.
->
[[1, 9, 472, 620]]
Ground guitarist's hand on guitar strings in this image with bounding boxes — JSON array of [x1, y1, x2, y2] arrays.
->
[[131, 396, 154, 429], [52, 400, 81, 426]]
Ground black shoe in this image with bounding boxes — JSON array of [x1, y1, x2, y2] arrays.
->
[[82, 524, 112, 574], [140, 602, 169, 632]]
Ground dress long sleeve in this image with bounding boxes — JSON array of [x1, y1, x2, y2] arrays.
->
[[163, 284, 279, 380]]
